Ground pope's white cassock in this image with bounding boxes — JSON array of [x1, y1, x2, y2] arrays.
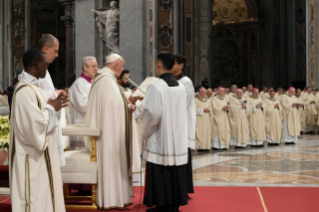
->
[[68, 73, 92, 147], [281, 94, 300, 143], [10, 71, 65, 212], [195, 96, 212, 150], [247, 96, 266, 145], [264, 97, 283, 144], [121, 87, 141, 174], [19, 70, 65, 166], [211, 95, 231, 149], [85, 67, 132, 210], [303, 92, 317, 132], [229, 96, 250, 147]]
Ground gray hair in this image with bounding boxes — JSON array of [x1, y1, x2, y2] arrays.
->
[[82, 56, 97, 71]]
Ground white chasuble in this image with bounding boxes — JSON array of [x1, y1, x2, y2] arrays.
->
[[179, 76, 196, 149], [142, 80, 188, 166], [295, 95, 306, 131], [10, 76, 65, 212], [122, 88, 141, 173], [211, 95, 231, 149], [303, 93, 317, 126], [195, 97, 212, 150], [19, 70, 65, 166], [229, 97, 250, 147], [264, 98, 283, 143], [247, 96, 266, 145], [280, 94, 300, 143], [68, 77, 92, 147], [85, 67, 132, 209]]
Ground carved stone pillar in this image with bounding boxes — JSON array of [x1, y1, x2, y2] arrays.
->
[[194, 0, 213, 87], [61, 1, 75, 87]]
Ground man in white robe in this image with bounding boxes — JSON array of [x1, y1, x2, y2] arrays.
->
[[281, 87, 300, 144], [172, 54, 196, 194], [259, 86, 268, 101], [228, 84, 237, 102], [244, 84, 253, 99], [117, 69, 142, 176], [10, 49, 67, 212], [211, 87, 231, 150], [68, 56, 98, 148], [242, 86, 247, 94], [85, 54, 135, 210], [18, 34, 67, 167], [303, 87, 317, 134], [142, 52, 188, 211]]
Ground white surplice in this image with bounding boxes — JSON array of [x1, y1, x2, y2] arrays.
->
[[121, 87, 141, 173], [10, 72, 65, 212], [178, 76, 196, 149], [85, 67, 132, 209], [142, 80, 188, 166], [19, 70, 65, 166], [67, 76, 92, 148]]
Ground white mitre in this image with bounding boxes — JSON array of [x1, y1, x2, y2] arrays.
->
[[106, 53, 122, 64]]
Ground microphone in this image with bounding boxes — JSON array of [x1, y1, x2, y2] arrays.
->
[[124, 76, 146, 95]]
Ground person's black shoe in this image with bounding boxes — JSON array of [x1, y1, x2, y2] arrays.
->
[[146, 206, 167, 212]]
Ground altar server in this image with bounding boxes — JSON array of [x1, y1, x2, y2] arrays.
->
[[68, 56, 97, 147], [19, 34, 67, 166], [10, 49, 67, 212], [85, 53, 135, 210], [142, 52, 188, 212], [195, 88, 212, 151], [281, 87, 300, 143], [211, 87, 231, 150], [172, 54, 196, 194], [247, 88, 266, 146], [303, 87, 317, 134], [229, 89, 250, 148], [264, 90, 283, 144], [117, 69, 142, 174]]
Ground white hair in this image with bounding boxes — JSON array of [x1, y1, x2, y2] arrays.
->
[[82, 56, 97, 70]]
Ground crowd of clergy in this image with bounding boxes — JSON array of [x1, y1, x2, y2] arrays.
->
[[195, 84, 318, 151]]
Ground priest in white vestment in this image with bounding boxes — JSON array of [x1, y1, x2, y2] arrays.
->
[[68, 56, 97, 148], [264, 90, 283, 144], [229, 89, 250, 148], [259, 86, 268, 101], [281, 87, 300, 143], [142, 52, 189, 211], [211, 87, 231, 149], [295, 89, 306, 133], [172, 54, 196, 194], [227, 84, 237, 102], [10, 49, 67, 212], [117, 69, 142, 175], [247, 88, 266, 146], [195, 88, 212, 151], [18, 34, 67, 167], [242, 86, 247, 94], [244, 84, 253, 99], [85, 54, 135, 210], [303, 87, 317, 134]]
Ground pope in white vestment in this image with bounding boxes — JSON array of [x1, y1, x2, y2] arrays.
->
[[85, 54, 133, 210], [10, 50, 66, 212]]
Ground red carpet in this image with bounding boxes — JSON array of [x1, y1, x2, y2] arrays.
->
[[260, 187, 319, 212], [1, 187, 319, 212]]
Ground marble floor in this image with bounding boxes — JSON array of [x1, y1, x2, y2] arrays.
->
[[2, 135, 319, 196]]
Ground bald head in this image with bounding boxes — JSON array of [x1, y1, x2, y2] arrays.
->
[[199, 87, 207, 99], [217, 87, 225, 97], [236, 89, 243, 99], [207, 88, 213, 98]]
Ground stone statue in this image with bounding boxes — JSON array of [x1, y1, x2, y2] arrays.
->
[[91, 1, 119, 53]]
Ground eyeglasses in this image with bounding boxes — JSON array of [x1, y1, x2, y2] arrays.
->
[[86, 65, 98, 69]]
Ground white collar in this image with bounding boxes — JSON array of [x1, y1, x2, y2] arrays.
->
[[18, 70, 40, 86]]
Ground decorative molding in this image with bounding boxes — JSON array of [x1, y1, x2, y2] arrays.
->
[[308, 0, 315, 87], [184, 0, 194, 80], [157, 0, 174, 52]]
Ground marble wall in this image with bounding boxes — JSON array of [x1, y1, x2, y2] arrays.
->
[[119, 0, 149, 84]]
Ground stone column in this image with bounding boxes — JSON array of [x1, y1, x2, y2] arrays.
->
[[194, 0, 213, 87], [61, 1, 75, 87]]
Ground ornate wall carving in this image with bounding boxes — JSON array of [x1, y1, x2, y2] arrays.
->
[[308, 0, 315, 87], [212, 0, 258, 25], [149, 0, 154, 76], [12, 0, 25, 80], [296, 0, 306, 81], [158, 0, 174, 53]]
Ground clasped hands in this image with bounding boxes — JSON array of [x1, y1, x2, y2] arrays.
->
[[48, 90, 70, 111], [203, 108, 210, 113]]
